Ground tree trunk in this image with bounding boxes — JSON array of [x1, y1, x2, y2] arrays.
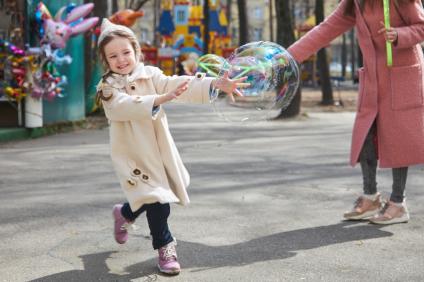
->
[[274, 0, 301, 119], [153, 0, 161, 46], [341, 33, 347, 78], [237, 0, 249, 45], [350, 29, 356, 81], [112, 0, 118, 13], [84, 0, 108, 97], [315, 0, 333, 105], [269, 0, 273, 41], [227, 0, 232, 31]]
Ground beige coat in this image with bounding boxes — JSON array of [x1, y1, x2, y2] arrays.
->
[[98, 63, 214, 211]]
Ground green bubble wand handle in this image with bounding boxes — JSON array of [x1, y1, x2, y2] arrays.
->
[[384, 0, 393, 66]]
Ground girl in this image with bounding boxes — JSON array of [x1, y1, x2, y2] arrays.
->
[[286, 0, 424, 224], [96, 19, 246, 275]]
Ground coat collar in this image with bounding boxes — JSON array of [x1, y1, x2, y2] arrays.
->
[[105, 63, 153, 88]]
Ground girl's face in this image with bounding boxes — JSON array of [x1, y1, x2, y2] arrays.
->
[[104, 37, 137, 75]]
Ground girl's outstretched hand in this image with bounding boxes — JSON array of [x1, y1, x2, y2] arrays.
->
[[212, 72, 249, 102], [154, 80, 190, 106]]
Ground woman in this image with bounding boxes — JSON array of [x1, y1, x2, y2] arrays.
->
[[287, 0, 424, 224]]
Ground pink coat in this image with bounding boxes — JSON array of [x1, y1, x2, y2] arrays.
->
[[288, 0, 424, 168]]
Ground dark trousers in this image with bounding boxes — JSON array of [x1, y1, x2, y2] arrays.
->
[[121, 202, 173, 250], [359, 123, 408, 203]]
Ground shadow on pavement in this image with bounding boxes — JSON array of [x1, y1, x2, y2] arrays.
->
[[30, 221, 392, 281]]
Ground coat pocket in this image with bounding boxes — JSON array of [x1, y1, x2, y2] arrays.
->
[[357, 67, 366, 112], [390, 64, 424, 111]]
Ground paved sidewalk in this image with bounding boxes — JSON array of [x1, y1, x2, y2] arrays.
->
[[1, 104, 423, 282]]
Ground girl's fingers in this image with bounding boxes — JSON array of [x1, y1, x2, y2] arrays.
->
[[227, 93, 235, 103], [233, 88, 244, 97], [235, 76, 248, 82], [235, 82, 251, 88]]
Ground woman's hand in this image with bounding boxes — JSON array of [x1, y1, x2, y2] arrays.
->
[[378, 21, 398, 43], [154, 80, 189, 106], [212, 72, 249, 102]]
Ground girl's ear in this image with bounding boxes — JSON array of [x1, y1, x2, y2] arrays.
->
[[135, 47, 143, 62]]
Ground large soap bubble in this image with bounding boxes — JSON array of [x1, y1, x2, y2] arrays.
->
[[210, 41, 299, 123], [197, 54, 227, 77]]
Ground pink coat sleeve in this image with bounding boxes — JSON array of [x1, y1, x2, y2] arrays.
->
[[288, 0, 355, 63], [394, 0, 424, 49]]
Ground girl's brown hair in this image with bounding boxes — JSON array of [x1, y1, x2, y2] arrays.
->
[[344, 0, 416, 16], [96, 30, 144, 103]]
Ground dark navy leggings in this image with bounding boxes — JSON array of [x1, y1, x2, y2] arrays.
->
[[121, 202, 173, 249]]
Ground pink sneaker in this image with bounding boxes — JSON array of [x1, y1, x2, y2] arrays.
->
[[112, 204, 132, 244], [157, 241, 181, 275], [369, 201, 409, 225], [343, 193, 382, 220]]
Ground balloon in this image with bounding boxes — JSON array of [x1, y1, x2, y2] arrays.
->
[[39, 2, 98, 49], [210, 41, 299, 123], [109, 9, 144, 27]]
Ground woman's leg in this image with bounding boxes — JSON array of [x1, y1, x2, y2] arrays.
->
[[359, 123, 378, 195], [369, 167, 410, 224], [391, 167, 408, 203], [344, 123, 381, 220]]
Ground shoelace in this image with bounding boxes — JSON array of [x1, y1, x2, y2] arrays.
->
[[353, 197, 364, 208], [378, 201, 391, 216], [121, 222, 138, 231], [161, 245, 177, 261]]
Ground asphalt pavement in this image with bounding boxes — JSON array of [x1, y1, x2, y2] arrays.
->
[[1, 104, 423, 282]]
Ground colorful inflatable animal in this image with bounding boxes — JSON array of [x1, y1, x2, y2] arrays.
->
[[36, 2, 99, 49]]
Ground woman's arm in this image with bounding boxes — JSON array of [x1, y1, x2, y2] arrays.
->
[[393, 0, 424, 49], [288, 0, 355, 63]]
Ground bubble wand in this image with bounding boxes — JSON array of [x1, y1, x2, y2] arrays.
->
[[383, 0, 393, 66]]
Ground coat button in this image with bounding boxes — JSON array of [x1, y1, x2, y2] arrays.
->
[[133, 96, 143, 103], [127, 178, 136, 186], [142, 174, 149, 180], [133, 169, 141, 175], [130, 85, 136, 90]]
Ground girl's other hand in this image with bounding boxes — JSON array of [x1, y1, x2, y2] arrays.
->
[[154, 80, 190, 106], [168, 80, 190, 99]]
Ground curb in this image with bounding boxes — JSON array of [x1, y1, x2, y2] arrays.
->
[[0, 120, 87, 143]]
